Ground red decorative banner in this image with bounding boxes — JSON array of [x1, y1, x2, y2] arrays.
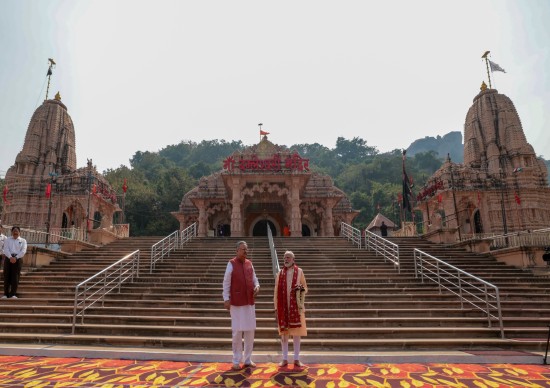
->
[[416, 179, 444, 201], [223, 153, 309, 172]]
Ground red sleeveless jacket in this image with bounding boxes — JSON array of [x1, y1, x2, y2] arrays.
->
[[230, 257, 255, 306]]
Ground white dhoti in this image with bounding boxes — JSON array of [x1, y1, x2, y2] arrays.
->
[[230, 305, 256, 364]]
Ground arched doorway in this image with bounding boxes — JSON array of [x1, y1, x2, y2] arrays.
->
[[302, 224, 311, 236], [473, 210, 483, 234], [252, 220, 277, 236]]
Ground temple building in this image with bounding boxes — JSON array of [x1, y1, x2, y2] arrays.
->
[[1, 93, 121, 241], [172, 136, 359, 237], [416, 83, 550, 239]]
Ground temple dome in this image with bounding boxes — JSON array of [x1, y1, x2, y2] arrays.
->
[[13, 98, 76, 177]]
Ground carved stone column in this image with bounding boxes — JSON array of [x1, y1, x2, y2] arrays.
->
[[196, 199, 208, 237], [290, 177, 302, 236], [230, 178, 243, 237], [323, 198, 338, 237]]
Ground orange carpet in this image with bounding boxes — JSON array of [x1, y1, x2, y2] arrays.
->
[[1, 355, 550, 387]]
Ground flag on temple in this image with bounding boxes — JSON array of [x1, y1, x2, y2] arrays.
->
[[2, 185, 10, 205], [122, 179, 128, 194], [45, 183, 52, 198], [92, 184, 97, 195], [514, 192, 521, 205], [402, 150, 413, 213], [437, 194, 442, 203], [489, 60, 506, 73], [260, 130, 270, 136]]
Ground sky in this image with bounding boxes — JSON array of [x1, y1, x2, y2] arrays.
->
[[1, 0, 549, 176]]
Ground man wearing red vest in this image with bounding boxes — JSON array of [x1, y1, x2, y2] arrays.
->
[[223, 241, 260, 370]]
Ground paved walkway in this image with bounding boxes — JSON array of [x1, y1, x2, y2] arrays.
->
[[0, 350, 549, 387]]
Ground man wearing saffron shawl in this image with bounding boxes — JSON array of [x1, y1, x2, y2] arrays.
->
[[274, 250, 308, 368], [223, 241, 260, 370]]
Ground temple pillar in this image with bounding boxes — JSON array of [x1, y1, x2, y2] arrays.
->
[[196, 199, 208, 237], [290, 177, 302, 236], [323, 198, 338, 237], [230, 178, 244, 237]]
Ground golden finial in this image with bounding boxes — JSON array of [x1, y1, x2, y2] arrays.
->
[[480, 81, 487, 91], [54, 91, 61, 101]]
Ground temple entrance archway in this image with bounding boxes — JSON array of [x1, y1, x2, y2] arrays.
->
[[473, 209, 483, 234], [250, 215, 279, 236], [302, 224, 311, 236]]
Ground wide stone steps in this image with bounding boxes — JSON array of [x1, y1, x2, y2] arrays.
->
[[1, 235, 550, 351]]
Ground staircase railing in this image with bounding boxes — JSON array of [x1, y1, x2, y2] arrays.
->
[[72, 250, 140, 333], [149, 222, 197, 273], [267, 224, 280, 278], [340, 222, 361, 248], [150, 230, 179, 273], [413, 248, 504, 338], [180, 222, 198, 248], [364, 229, 400, 273]]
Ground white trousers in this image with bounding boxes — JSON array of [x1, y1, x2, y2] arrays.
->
[[281, 334, 301, 361], [232, 330, 255, 365]]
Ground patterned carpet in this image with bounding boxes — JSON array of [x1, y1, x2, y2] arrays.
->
[[1, 355, 550, 387]]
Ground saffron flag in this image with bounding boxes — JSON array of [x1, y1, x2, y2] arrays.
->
[[122, 179, 128, 193], [45, 183, 52, 198], [489, 60, 506, 73], [260, 130, 270, 136], [514, 192, 521, 205]]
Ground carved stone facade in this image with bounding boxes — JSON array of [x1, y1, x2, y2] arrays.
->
[[416, 85, 550, 237], [2, 96, 120, 234], [172, 136, 359, 237]]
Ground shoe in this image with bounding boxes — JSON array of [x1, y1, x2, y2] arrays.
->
[[10, 296, 17, 299], [278, 360, 288, 367], [294, 360, 305, 368], [1, 296, 7, 299], [243, 361, 256, 368], [231, 363, 241, 370]]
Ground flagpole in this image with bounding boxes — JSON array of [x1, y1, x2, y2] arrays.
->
[[45, 58, 56, 101], [258, 123, 263, 142], [481, 51, 492, 89]]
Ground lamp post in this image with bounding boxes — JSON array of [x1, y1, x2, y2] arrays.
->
[[45, 171, 58, 248]]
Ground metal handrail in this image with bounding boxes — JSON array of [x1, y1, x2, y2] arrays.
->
[[179, 222, 198, 248], [340, 222, 361, 248], [150, 230, 179, 273], [267, 224, 280, 278], [149, 222, 198, 273], [364, 229, 400, 273], [72, 250, 140, 333], [413, 248, 504, 338]]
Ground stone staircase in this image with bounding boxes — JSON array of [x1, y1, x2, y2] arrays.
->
[[0, 236, 548, 352]]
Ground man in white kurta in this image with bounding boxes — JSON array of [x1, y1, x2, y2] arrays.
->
[[223, 241, 260, 370], [274, 250, 308, 368]]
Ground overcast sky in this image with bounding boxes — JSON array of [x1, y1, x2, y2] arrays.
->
[[1, 0, 549, 176]]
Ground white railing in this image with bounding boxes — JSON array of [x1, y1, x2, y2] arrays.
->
[[149, 222, 197, 273], [180, 222, 198, 248], [150, 230, 180, 273], [490, 228, 550, 250], [21, 227, 86, 245], [364, 229, 400, 273], [413, 248, 504, 338], [72, 250, 140, 333], [267, 224, 280, 278], [340, 222, 361, 248]]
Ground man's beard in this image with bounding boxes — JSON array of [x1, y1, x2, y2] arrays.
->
[[284, 262, 294, 268]]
